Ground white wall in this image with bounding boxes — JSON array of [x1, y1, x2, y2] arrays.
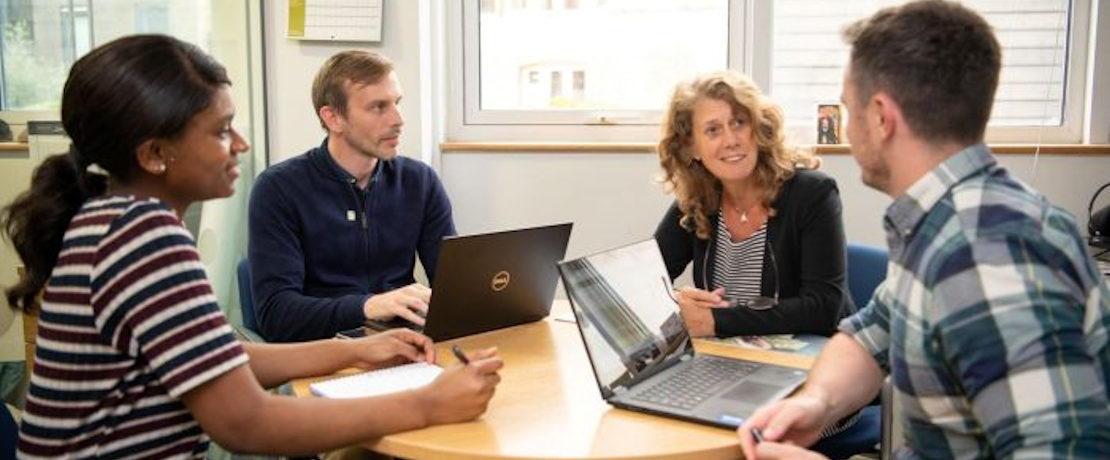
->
[[441, 153, 1110, 257], [264, 1, 430, 165]]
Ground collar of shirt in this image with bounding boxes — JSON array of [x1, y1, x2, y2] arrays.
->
[[882, 143, 995, 251], [317, 137, 388, 188]]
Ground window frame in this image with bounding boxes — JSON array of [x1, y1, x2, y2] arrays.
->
[[0, 0, 267, 146], [446, 0, 750, 142], [446, 0, 1102, 144], [961, 0, 1090, 144]]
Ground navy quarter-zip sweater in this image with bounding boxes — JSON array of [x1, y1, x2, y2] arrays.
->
[[248, 140, 455, 342]]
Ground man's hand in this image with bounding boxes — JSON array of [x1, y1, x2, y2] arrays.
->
[[738, 394, 831, 459], [675, 286, 729, 337], [364, 283, 431, 325], [345, 328, 436, 370], [746, 440, 829, 460]]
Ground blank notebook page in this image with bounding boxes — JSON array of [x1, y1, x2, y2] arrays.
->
[[310, 362, 443, 399]]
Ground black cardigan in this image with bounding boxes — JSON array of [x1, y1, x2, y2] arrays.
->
[[654, 169, 853, 336]]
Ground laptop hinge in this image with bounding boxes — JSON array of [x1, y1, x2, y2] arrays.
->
[[612, 386, 629, 395]]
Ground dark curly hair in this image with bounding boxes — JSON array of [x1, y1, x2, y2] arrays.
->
[[2, 34, 229, 312]]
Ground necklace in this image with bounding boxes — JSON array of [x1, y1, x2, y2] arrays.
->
[[737, 205, 750, 223], [727, 200, 756, 224]]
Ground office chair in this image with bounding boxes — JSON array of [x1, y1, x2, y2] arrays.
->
[[806, 243, 890, 458], [846, 244, 905, 459], [847, 243, 889, 311], [1, 403, 16, 458], [237, 258, 264, 342]]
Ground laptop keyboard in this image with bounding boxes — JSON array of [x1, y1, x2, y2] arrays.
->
[[630, 357, 758, 410]]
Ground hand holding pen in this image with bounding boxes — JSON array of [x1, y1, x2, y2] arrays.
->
[[417, 344, 504, 425], [451, 345, 471, 364]]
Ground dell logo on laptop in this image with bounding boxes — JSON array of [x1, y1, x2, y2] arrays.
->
[[491, 271, 511, 292]]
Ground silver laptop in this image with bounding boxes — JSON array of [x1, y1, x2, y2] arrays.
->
[[557, 239, 807, 428], [357, 223, 573, 341]]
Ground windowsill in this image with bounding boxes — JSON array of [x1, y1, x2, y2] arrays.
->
[[440, 142, 1110, 155], [0, 142, 28, 151]]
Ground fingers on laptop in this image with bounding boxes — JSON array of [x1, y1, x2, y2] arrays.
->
[[393, 303, 428, 326], [402, 283, 432, 301]]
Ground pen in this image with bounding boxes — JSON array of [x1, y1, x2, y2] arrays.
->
[[750, 427, 765, 444], [451, 345, 470, 365]]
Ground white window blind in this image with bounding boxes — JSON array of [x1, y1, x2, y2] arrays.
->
[[771, 0, 1071, 129], [472, 0, 729, 119]]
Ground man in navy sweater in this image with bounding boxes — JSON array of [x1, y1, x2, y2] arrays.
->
[[248, 50, 455, 342]]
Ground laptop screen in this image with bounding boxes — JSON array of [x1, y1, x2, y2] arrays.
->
[[559, 239, 691, 395]]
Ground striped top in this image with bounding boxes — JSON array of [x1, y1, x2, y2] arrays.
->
[[18, 196, 248, 459], [710, 216, 766, 306]]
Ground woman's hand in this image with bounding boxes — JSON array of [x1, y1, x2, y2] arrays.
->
[[417, 347, 503, 425], [675, 286, 729, 336], [346, 328, 436, 370]]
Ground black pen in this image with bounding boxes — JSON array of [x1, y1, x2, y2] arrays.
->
[[451, 345, 470, 365], [751, 427, 765, 444]]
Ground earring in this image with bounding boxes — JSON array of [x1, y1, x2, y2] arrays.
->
[[154, 163, 166, 174]]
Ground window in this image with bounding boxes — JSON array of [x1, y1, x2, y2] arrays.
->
[[0, 0, 213, 111], [449, 0, 739, 141], [449, 0, 1100, 143], [770, 0, 1084, 143], [475, 0, 729, 113]]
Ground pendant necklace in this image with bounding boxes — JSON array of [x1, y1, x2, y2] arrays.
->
[[731, 201, 751, 224]]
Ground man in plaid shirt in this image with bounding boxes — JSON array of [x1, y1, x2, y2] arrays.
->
[[738, 1, 1110, 459]]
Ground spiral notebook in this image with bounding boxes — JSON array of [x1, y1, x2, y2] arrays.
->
[[309, 362, 443, 399]]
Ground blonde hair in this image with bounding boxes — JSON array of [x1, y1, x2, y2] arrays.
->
[[312, 50, 394, 130], [657, 70, 816, 239]]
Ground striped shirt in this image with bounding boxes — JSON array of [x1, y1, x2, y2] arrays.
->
[[18, 196, 248, 459], [840, 144, 1110, 459], [712, 217, 864, 437], [711, 218, 766, 306]]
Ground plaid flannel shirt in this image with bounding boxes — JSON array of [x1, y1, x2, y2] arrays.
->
[[840, 144, 1110, 459]]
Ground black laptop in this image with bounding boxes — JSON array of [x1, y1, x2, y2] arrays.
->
[[557, 239, 806, 428], [353, 223, 572, 341]]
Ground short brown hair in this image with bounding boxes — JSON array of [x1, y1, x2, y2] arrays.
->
[[311, 50, 394, 130], [842, 0, 1000, 145], [658, 70, 816, 239]]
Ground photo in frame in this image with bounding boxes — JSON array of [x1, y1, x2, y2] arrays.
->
[[816, 104, 843, 144]]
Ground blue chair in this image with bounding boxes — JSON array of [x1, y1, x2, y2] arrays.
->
[[806, 243, 889, 458], [847, 243, 889, 311], [1, 403, 16, 458], [237, 258, 262, 339]]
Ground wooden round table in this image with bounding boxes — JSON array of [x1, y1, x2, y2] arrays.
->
[[293, 301, 813, 460]]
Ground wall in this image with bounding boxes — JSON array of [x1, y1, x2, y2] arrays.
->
[[262, 2, 1110, 290], [265, 1, 431, 164], [0, 150, 34, 360], [441, 152, 1110, 276]]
